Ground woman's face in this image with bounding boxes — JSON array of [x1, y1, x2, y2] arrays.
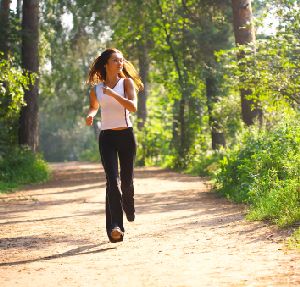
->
[[105, 52, 124, 74]]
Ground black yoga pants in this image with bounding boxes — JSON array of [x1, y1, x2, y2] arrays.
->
[[99, 127, 136, 242]]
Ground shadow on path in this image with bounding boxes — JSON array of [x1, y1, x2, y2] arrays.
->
[[0, 243, 115, 267], [0, 209, 105, 225]]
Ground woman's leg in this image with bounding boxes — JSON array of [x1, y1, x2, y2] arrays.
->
[[99, 131, 124, 242], [117, 128, 137, 222]]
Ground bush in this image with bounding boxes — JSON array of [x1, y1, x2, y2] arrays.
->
[[286, 227, 300, 250], [0, 146, 50, 193], [216, 119, 300, 227], [185, 151, 224, 177]]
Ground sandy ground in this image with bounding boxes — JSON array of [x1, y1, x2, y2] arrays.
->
[[0, 162, 299, 287]]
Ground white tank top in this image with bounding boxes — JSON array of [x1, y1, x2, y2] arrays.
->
[[95, 78, 133, 130]]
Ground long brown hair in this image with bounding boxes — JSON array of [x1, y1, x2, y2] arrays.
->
[[87, 48, 144, 91]]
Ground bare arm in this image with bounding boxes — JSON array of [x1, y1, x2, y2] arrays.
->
[[86, 88, 99, 126], [103, 78, 137, 112]]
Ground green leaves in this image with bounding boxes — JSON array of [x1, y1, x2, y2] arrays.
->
[[217, 1, 300, 118], [216, 118, 300, 227], [38, 0, 109, 161], [0, 55, 34, 151]]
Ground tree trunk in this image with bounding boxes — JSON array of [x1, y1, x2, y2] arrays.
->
[[206, 76, 226, 150], [0, 0, 11, 146], [17, 0, 22, 20], [136, 42, 150, 166], [19, 0, 39, 152], [0, 0, 10, 57], [172, 99, 179, 150], [179, 97, 186, 158], [137, 42, 149, 130], [231, 0, 262, 126]]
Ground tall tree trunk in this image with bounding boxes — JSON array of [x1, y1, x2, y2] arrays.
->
[[0, 0, 11, 147], [187, 94, 195, 154], [137, 42, 149, 130], [137, 42, 150, 166], [0, 0, 10, 57], [231, 0, 262, 126], [206, 76, 226, 150], [179, 97, 186, 158], [19, 0, 39, 152], [17, 0, 22, 20], [172, 99, 179, 150]]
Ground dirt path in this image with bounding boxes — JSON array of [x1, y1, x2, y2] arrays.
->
[[0, 162, 299, 287]]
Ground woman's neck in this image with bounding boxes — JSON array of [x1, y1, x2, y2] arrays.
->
[[105, 74, 119, 85]]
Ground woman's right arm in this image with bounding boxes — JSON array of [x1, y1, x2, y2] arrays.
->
[[86, 88, 99, 126]]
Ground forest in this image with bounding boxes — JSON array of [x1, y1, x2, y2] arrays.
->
[[0, 0, 299, 241]]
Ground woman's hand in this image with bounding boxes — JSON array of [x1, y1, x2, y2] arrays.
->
[[86, 115, 94, 126], [102, 86, 114, 97], [101, 79, 137, 112]]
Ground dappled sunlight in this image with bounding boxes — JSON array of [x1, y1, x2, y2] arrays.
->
[[1, 163, 299, 286]]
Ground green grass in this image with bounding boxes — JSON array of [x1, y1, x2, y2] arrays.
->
[[286, 227, 300, 250], [0, 182, 19, 193]]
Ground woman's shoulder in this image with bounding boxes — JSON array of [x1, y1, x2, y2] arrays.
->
[[92, 83, 104, 99], [123, 77, 134, 88], [123, 77, 134, 84], [94, 82, 104, 92], [95, 82, 104, 88]]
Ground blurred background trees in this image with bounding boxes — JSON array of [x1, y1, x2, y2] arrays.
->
[[0, 0, 299, 187], [0, 0, 299, 230]]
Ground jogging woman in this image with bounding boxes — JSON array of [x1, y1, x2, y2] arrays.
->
[[86, 48, 143, 243]]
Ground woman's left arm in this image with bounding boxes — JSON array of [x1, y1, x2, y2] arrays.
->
[[103, 78, 137, 112]]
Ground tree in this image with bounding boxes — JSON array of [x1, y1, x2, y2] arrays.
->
[[0, 56, 33, 152], [137, 41, 150, 130], [19, 0, 39, 152], [109, 0, 152, 130], [154, 0, 196, 162], [0, 0, 10, 57], [17, 0, 22, 19], [231, 0, 262, 126], [38, 0, 109, 161], [183, 1, 233, 150], [108, 0, 155, 165], [157, 0, 232, 151]]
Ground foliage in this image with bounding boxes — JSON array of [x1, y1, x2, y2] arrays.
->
[[0, 146, 50, 193], [38, 0, 109, 161], [209, 5, 300, 223], [216, 117, 300, 227], [78, 135, 100, 162], [216, 1, 300, 121], [185, 151, 224, 177], [286, 227, 300, 250], [0, 54, 34, 153], [111, 0, 234, 167], [135, 83, 174, 166], [1, 0, 299, 242]]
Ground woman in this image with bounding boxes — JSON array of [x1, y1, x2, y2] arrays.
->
[[86, 48, 143, 243]]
